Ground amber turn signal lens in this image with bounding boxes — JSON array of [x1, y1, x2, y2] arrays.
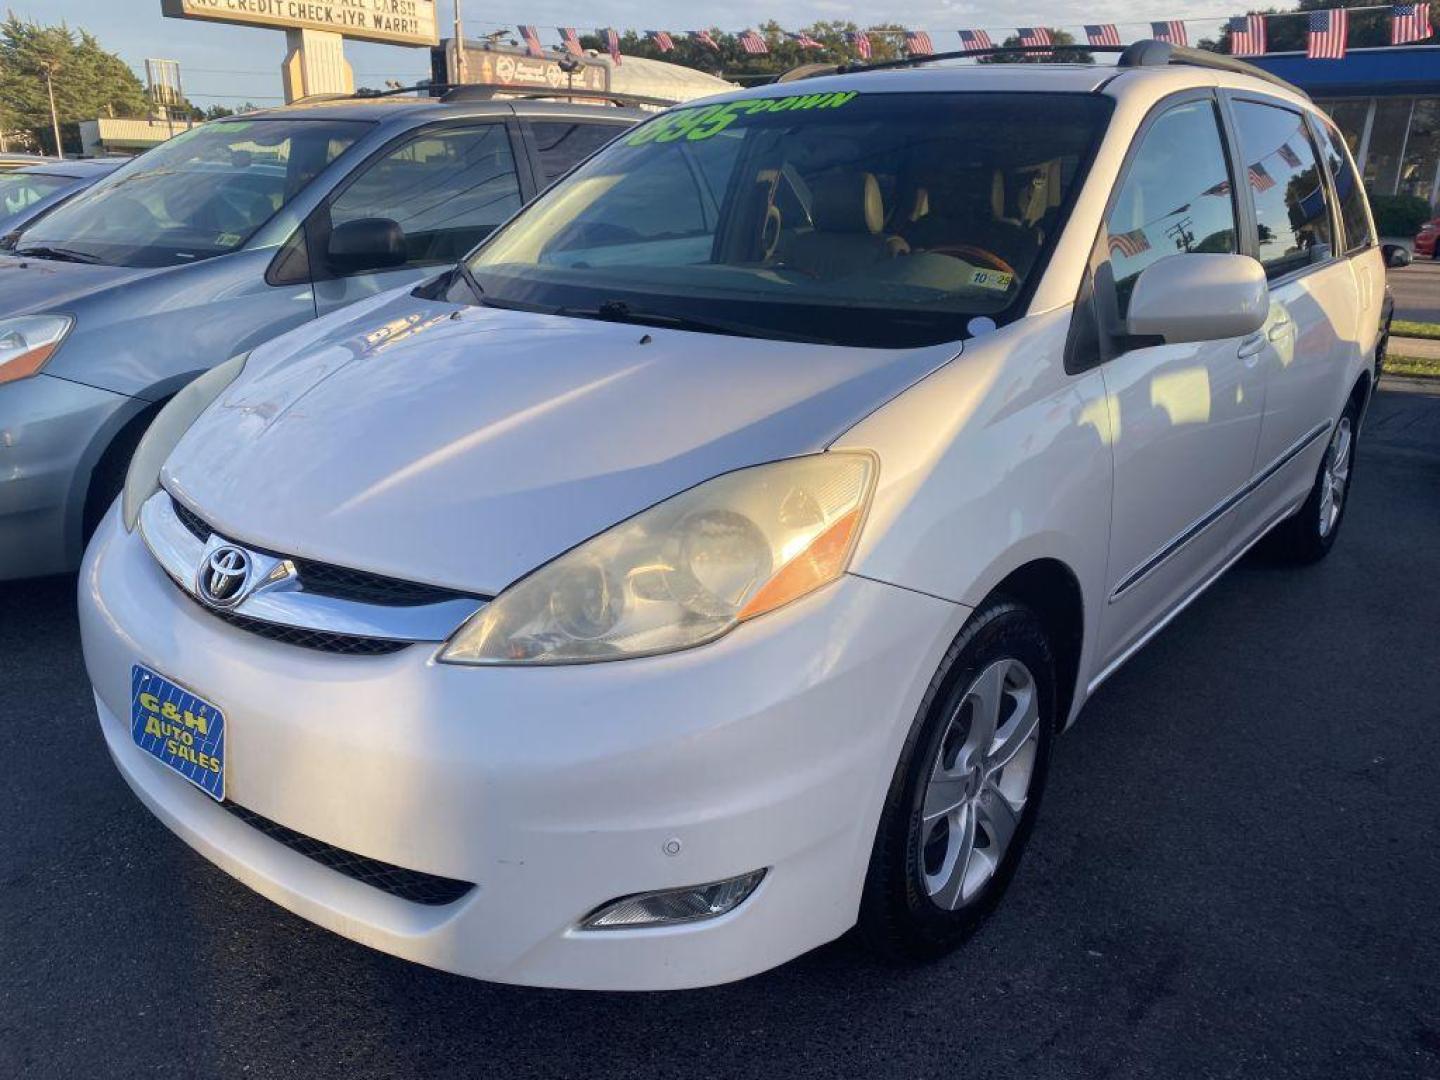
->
[[738, 507, 862, 622]]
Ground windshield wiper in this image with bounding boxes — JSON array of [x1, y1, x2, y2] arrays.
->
[[13, 245, 102, 265], [559, 300, 833, 345]]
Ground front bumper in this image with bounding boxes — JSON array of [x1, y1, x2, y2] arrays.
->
[[0, 373, 130, 580], [79, 505, 965, 990]]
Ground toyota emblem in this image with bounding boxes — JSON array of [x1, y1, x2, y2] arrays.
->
[[198, 545, 252, 608]]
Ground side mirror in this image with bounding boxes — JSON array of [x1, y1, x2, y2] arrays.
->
[[1381, 243, 1412, 269], [327, 217, 407, 275], [1126, 253, 1268, 345]]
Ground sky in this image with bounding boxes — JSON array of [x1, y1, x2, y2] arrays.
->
[[31, 1, 1236, 108]]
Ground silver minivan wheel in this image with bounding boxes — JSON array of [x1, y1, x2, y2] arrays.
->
[[918, 658, 1042, 911], [1318, 417, 1352, 538]]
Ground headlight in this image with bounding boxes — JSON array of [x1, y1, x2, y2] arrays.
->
[[440, 452, 877, 665], [0, 314, 73, 386], [121, 353, 249, 532]]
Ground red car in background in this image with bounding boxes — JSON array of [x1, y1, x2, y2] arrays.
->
[[1417, 217, 1438, 258]]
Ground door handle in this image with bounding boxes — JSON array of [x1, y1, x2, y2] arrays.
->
[[1237, 333, 1266, 361]]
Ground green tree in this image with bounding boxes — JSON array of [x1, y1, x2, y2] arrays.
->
[[0, 15, 147, 155], [978, 29, 1094, 63], [1198, 0, 1435, 54]]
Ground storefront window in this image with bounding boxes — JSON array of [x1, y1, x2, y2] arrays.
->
[[1363, 97, 1414, 195], [1399, 98, 1440, 204]]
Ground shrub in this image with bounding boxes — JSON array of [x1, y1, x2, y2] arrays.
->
[[1367, 192, 1434, 238]]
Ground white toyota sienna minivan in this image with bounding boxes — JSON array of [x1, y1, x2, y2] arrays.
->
[[79, 42, 1388, 990]]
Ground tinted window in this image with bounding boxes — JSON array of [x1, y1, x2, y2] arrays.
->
[[1106, 99, 1238, 317], [331, 123, 522, 268], [469, 92, 1113, 349], [527, 121, 627, 184], [1231, 101, 1333, 279], [1317, 119, 1374, 253], [16, 118, 368, 267]]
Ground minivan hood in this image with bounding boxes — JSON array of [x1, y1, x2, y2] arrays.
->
[[165, 291, 957, 596], [0, 255, 155, 316]]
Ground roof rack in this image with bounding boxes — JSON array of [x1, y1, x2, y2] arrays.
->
[[1117, 40, 1308, 98], [439, 85, 675, 108], [785, 39, 1307, 100]]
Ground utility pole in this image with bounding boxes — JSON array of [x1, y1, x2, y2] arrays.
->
[[452, 0, 468, 84], [39, 61, 62, 157]]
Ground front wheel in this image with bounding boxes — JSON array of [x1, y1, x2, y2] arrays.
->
[[859, 600, 1055, 960]]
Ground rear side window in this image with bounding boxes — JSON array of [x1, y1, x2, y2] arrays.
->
[[527, 120, 628, 184], [1105, 99, 1238, 318], [1230, 101, 1333, 279], [1317, 119, 1374, 254], [330, 123, 522, 268]]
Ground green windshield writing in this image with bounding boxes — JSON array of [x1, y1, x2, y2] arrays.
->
[[625, 91, 860, 146]]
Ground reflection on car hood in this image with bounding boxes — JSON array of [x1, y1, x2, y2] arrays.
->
[[0, 254, 155, 316], [164, 290, 959, 596]]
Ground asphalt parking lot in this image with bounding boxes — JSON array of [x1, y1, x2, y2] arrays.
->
[[2, 381, 1438, 1080], [1390, 257, 1440, 322]]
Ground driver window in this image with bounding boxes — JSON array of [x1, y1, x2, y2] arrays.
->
[[1106, 100, 1238, 317], [329, 123, 522, 268]]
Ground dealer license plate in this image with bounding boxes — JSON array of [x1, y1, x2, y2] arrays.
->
[[130, 664, 226, 802]]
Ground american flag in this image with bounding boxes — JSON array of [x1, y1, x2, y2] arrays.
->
[[1307, 8, 1348, 58], [648, 30, 675, 52], [602, 27, 622, 65], [1227, 15, 1267, 56], [560, 27, 583, 56], [518, 24, 544, 58], [690, 29, 721, 51], [1248, 162, 1276, 192], [739, 29, 769, 54], [1277, 142, 1303, 168], [848, 30, 873, 59], [1085, 24, 1122, 47], [905, 30, 935, 55], [959, 29, 994, 51], [1151, 20, 1188, 46], [790, 31, 824, 49], [1109, 229, 1150, 258], [1392, 3, 1432, 44], [1018, 26, 1053, 52], [1203, 179, 1232, 196]]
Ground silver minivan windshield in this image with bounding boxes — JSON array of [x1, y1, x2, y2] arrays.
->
[[466, 91, 1112, 348], [15, 118, 371, 268]]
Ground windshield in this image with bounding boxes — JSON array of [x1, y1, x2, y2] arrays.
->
[[0, 173, 71, 223], [467, 91, 1111, 348], [16, 118, 371, 267]]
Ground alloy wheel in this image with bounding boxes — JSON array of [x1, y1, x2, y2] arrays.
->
[[1318, 417, 1352, 538], [918, 658, 1041, 911]]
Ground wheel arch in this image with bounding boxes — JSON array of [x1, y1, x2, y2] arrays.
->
[[983, 557, 1086, 732]]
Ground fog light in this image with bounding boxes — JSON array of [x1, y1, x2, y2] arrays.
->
[[580, 870, 767, 930]]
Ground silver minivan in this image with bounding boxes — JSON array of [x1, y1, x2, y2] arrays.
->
[[0, 94, 638, 579]]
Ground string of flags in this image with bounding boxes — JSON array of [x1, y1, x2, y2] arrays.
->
[[514, 5, 1432, 66]]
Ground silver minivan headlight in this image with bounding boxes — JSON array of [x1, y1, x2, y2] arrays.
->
[[121, 353, 249, 532], [439, 452, 877, 666]]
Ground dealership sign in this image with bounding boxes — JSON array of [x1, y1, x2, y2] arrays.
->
[[161, 0, 439, 47]]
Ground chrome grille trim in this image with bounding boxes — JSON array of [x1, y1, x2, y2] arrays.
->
[[138, 491, 486, 646]]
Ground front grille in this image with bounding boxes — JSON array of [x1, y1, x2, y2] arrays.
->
[[224, 802, 475, 906], [172, 497, 210, 542], [202, 603, 413, 656], [289, 558, 475, 607], [170, 495, 481, 608]]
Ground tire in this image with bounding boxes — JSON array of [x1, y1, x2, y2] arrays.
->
[[81, 406, 161, 543], [859, 599, 1056, 961], [1267, 393, 1361, 564]]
